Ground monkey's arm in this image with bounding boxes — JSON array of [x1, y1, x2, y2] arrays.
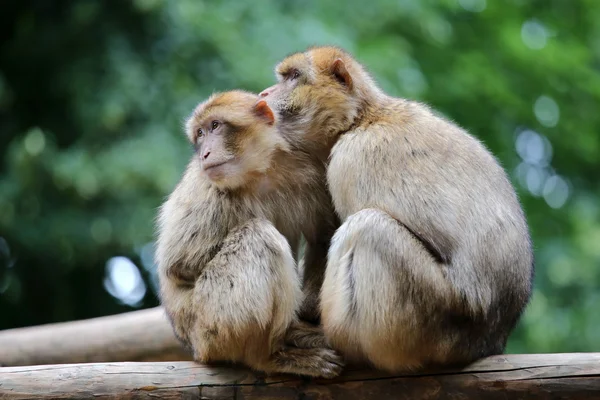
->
[[156, 172, 226, 287], [163, 241, 222, 287]]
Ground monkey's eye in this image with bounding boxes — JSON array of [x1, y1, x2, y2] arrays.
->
[[211, 121, 219, 130], [291, 69, 301, 80], [197, 128, 204, 138]]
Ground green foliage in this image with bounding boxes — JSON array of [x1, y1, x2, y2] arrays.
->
[[1, 0, 599, 353]]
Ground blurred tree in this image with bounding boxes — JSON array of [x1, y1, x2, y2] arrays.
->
[[0, 0, 599, 354]]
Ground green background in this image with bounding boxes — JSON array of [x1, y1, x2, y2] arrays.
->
[[1, 0, 599, 354]]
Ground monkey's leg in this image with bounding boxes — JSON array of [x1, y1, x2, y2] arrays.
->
[[321, 208, 462, 372], [189, 218, 342, 378], [297, 240, 327, 324], [298, 211, 340, 324]]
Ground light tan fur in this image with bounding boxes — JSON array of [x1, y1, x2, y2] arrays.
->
[[156, 91, 341, 377], [260, 47, 534, 371]]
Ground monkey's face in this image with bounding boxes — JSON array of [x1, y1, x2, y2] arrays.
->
[[186, 91, 286, 190], [260, 47, 362, 149]]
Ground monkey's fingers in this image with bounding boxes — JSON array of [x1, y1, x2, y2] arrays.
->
[[165, 262, 198, 287]]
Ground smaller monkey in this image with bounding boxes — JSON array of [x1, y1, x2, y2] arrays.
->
[[156, 90, 341, 378]]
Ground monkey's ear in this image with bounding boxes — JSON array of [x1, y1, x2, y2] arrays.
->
[[331, 58, 353, 90], [254, 100, 275, 125]]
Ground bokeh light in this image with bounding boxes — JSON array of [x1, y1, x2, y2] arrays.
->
[[103, 257, 147, 307], [521, 20, 549, 50]]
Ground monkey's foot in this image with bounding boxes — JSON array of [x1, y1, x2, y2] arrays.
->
[[269, 347, 344, 378], [284, 321, 329, 349]]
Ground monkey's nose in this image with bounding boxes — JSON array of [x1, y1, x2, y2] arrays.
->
[[203, 151, 210, 159], [259, 90, 269, 97]]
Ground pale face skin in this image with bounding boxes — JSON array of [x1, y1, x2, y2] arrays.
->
[[192, 118, 238, 183], [185, 92, 281, 190]]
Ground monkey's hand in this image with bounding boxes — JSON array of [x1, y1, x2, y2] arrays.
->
[[165, 261, 198, 287]]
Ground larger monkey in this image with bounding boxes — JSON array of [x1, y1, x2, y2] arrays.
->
[[156, 91, 341, 377], [259, 46, 534, 371]]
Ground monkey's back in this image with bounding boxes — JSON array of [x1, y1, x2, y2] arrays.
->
[[327, 97, 533, 353]]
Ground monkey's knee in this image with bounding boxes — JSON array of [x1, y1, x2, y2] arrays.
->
[[190, 219, 301, 362], [227, 218, 292, 257], [328, 208, 398, 252], [321, 208, 440, 369], [321, 209, 396, 352], [324, 207, 444, 310], [325, 208, 403, 284]]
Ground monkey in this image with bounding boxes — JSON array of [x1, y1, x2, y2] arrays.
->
[[155, 90, 342, 378], [259, 46, 534, 372]]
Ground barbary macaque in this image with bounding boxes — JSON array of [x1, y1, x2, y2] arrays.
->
[[155, 90, 341, 377], [259, 46, 534, 371]]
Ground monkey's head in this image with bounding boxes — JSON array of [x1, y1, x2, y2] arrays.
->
[[259, 46, 381, 156], [186, 90, 288, 190]]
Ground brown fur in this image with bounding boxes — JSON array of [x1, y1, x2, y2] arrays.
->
[[260, 47, 534, 371], [156, 91, 341, 377]]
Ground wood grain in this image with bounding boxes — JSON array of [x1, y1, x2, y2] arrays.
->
[[1, 353, 599, 399]]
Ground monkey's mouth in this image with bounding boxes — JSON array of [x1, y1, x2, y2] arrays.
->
[[202, 160, 233, 182], [202, 161, 228, 171]]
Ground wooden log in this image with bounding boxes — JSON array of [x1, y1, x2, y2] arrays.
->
[[0, 353, 599, 399], [0, 307, 191, 367]]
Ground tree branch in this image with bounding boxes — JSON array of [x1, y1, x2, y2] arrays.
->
[[1, 353, 599, 399], [0, 307, 191, 367]]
